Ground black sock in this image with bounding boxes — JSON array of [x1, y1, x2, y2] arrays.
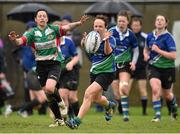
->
[[166, 100, 171, 115], [141, 97, 148, 115], [118, 100, 122, 114], [48, 100, 62, 119], [169, 97, 177, 113], [52, 88, 62, 103], [0, 100, 4, 108], [12, 105, 22, 112], [71, 101, 79, 116], [45, 92, 62, 119], [38, 101, 48, 115], [20, 99, 40, 112], [68, 104, 75, 118]]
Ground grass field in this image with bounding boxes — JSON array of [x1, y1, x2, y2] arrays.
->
[[0, 107, 179, 133]]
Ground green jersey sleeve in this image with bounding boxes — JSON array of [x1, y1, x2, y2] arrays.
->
[[48, 24, 65, 37], [23, 29, 34, 46]]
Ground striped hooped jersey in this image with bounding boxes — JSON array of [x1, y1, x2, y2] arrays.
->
[[22, 24, 65, 62]]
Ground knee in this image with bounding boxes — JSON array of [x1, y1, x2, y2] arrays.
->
[[140, 89, 148, 97], [38, 96, 46, 103], [152, 88, 160, 97], [114, 94, 120, 100], [84, 92, 90, 99], [94, 95, 101, 103], [60, 93, 68, 101], [37, 92, 47, 103], [164, 92, 173, 100], [69, 95, 78, 103], [119, 81, 129, 95], [84, 91, 93, 101], [45, 92, 55, 102], [44, 85, 54, 94], [60, 90, 69, 98]]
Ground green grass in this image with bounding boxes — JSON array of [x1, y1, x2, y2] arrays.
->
[[0, 107, 179, 133]]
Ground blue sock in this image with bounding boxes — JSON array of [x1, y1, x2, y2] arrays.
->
[[121, 96, 129, 117], [152, 100, 161, 119]]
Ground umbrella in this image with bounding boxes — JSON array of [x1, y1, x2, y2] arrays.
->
[[7, 3, 60, 23], [84, 0, 143, 17]]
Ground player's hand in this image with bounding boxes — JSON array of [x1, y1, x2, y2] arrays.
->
[[80, 15, 89, 25], [129, 62, 136, 71], [82, 32, 87, 39], [144, 53, 150, 61], [66, 62, 73, 71], [8, 31, 19, 41], [151, 44, 160, 53], [103, 31, 112, 41]]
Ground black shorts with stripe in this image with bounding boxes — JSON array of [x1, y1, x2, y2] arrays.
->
[[114, 62, 133, 80], [36, 60, 61, 87]]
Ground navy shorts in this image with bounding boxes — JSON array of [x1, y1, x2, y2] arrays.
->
[[58, 65, 80, 91], [147, 65, 175, 89], [90, 72, 115, 91], [27, 70, 41, 91], [132, 68, 147, 80]]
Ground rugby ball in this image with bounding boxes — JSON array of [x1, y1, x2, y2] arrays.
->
[[84, 31, 101, 53]]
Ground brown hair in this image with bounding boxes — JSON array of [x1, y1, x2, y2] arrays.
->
[[117, 10, 130, 21], [95, 15, 109, 28], [130, 16, 143, 26]]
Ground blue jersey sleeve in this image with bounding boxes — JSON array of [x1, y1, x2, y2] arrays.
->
[[67, 39, 78, 57], [130, 32, 138, 48], [166, 34, 176, 52]]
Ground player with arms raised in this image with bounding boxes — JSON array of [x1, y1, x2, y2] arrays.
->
[[8, 9, 88, 127], [65, 15, 116, 129]]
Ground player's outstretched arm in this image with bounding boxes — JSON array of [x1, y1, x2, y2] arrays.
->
[[62, 15, 89, 31], [8, 31, 23, 46]]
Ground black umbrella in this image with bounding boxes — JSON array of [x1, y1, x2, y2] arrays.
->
[[84, 0, 143, 17], [7, 3, 60, 23]]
